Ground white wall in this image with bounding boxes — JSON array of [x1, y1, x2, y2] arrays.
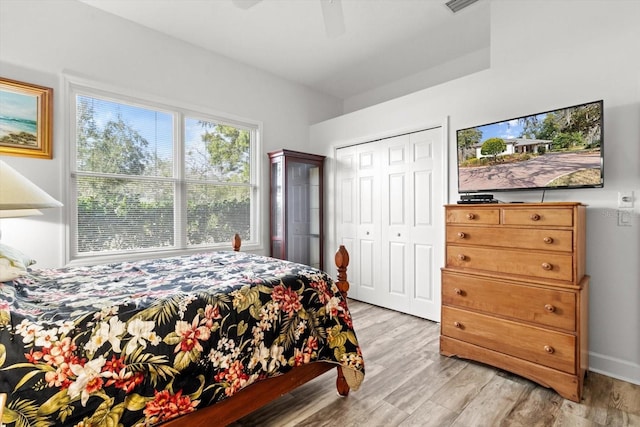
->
[[2, 0, 638, 387], [0, 0, 343, 267], [311, 0, 640, 385]]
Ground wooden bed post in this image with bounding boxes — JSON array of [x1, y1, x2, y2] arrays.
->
[[334, 245, 349, 300], [232, 233, 241, 251], [334, 245, 351, 396]]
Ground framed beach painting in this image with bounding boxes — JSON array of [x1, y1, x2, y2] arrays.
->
[[0, 77, 53, 159]]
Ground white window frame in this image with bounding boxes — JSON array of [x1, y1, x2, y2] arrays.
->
[[66, 78, 261, 265]]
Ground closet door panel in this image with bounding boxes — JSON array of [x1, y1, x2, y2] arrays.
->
[[336, 147, 359, 298], [414, 243, 433, 301], [408, 128, 443, 320], [356, 146, 382, 303], [382, 135, 412, 312], [388, 242, 407, 296], [336, 126, 445, 321]]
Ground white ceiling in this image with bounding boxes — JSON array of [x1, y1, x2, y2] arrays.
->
[[79, 0, 491, 102]]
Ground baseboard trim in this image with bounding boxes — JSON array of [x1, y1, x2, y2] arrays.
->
[[589, 351, 640, 385]]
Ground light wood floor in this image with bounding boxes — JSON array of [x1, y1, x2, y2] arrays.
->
[[233, 300, 640, 426]]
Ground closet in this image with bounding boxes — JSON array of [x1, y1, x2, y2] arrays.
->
[[335, 127, 445, 321]]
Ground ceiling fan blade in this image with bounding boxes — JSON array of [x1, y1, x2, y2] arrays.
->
[[320, 0, 345, 38], [232, 0, 262, 10]]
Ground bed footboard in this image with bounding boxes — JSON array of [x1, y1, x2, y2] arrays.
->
[[162, 240, 353, 426]]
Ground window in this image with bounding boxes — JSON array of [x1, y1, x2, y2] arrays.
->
[[69, 85, 258, 261]]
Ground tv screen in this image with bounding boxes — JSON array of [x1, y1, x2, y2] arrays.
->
[[456, 100, 603, 194]]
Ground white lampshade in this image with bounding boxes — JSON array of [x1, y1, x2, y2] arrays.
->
[[0, 160, 63, 211], [0, 209, 43, 219]]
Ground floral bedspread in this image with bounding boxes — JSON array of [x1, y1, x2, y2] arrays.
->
[[0, 251, 364, 426]]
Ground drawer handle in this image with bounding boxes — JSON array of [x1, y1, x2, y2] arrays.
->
[[543, 237, 554, 244], [457, 232, 466, 239], [458, 254, 467, 261], [541, 262, 552, 271], [530, 213, 541, 221], [544, 345, 555, 354], [466, 213, 476, 220], [544, 304, 556, 313], [454, 288, 463, 296], [454, 321, 462, 328]]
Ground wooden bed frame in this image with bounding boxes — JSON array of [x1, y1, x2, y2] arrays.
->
[[162, 235, 352, 426], [0, 236, 353, 427]]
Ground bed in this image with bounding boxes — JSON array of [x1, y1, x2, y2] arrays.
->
[[0, 237, 364, 426]]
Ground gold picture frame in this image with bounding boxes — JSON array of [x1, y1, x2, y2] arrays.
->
[[0, 77, 53, 159]]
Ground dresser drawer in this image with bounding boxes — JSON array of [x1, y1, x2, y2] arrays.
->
[[446, 208, 500, 225], [446, 244, 574, 282], [447, 226, 573, 252], [442, 271, 576, 330], [502, 208, 573, 227], [441, 306, 576, 373]]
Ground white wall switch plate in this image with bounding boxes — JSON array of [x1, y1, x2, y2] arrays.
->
[[618, 191, 634, 208]]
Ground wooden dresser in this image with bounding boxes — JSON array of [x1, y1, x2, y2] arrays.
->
[[440, 202, 588, 402]]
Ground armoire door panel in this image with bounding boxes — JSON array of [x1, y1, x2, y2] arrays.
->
[[290, 235, 310, 265], [290, 185, 310, 223]]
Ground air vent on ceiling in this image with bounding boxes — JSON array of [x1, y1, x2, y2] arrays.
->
[[445, 0, 479, 13]]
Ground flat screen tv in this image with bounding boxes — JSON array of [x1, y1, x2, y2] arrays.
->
[[456, 100, 603, 194]]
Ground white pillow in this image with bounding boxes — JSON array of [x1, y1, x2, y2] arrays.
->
[[0, 258, 24, 282], [0, 242, 36, 271]]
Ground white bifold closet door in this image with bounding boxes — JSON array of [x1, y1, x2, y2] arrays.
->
[[336, 127, 445, 321]]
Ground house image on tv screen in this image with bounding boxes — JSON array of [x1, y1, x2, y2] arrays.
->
[[455, 100, 603, 193], [474, 137, 551, 158]]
